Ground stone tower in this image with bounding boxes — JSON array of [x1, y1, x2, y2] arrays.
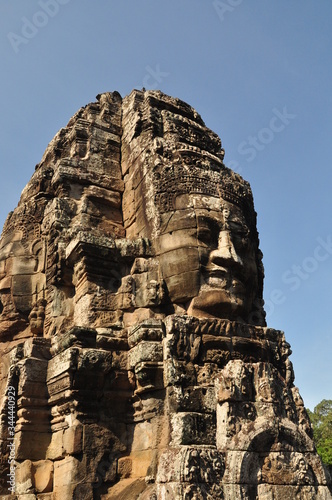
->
[[0, 90, 330, 499]]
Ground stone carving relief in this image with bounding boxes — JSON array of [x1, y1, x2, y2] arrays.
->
[[0, 90, 330, 499], [261, 451, 315, 485]]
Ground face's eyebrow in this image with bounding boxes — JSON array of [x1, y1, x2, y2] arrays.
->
[[196, 210, 224, 223], [197, 215, 223, 233], [227, 219, 249, 230]]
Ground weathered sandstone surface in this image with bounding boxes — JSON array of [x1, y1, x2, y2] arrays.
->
[[0, 90, 330, 499]]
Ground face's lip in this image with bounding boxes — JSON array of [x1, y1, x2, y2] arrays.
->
[[204, 264, 244, 280], [203, 266, 227, 288], [203, 265, 247, 291], [204, 265, 228, 278]]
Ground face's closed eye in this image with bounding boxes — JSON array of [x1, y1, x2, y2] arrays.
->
[[227, 221, 251, 252], [197, 211, 251, 256], [197, 216, 222, 248]]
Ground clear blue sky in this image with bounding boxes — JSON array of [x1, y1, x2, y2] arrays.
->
[[0, 1, 331, 410]]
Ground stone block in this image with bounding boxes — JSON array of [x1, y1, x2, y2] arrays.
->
[[46, 430, 64, 460], [168, 385, 216, 414], [18, 358, 48, 388], [256, 484, 320, 499], [159, 209, 196, 233], [131, 419, 160, 452], [158, 247, 199, 278], [163, 358, 197, 387], [63, 425, 83, 455], [130, 450, 156, 478], [16, 431, 51, 461], [102, 478, 147, 500], [128, 320, 164, 348], [47, 349, 78, 383], [117, 457, 132, 479], [110, 350, 128, 370], [133, 361, 164, 394], [223, 451, 260, 484], [16, 460, 34, 494], [171, 412, 216, 446], [157, 447, 224, 485], [33, 460, 53, 493], [22, 338, 51, 360], [53, 456, 84, 491], [123, 308, 158, 328], [164, 270, 200, 303], [84, 186, 121, 208], [129, 341, 163, 368]]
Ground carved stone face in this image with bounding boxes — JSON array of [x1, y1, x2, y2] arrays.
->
[[120, 89, 265, 325], [156, 193, 259, 322]]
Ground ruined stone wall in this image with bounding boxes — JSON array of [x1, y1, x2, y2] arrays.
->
[[0, 90, 330, 499]]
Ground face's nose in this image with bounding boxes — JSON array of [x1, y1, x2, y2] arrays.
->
[[209, 230, 243, 268]]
